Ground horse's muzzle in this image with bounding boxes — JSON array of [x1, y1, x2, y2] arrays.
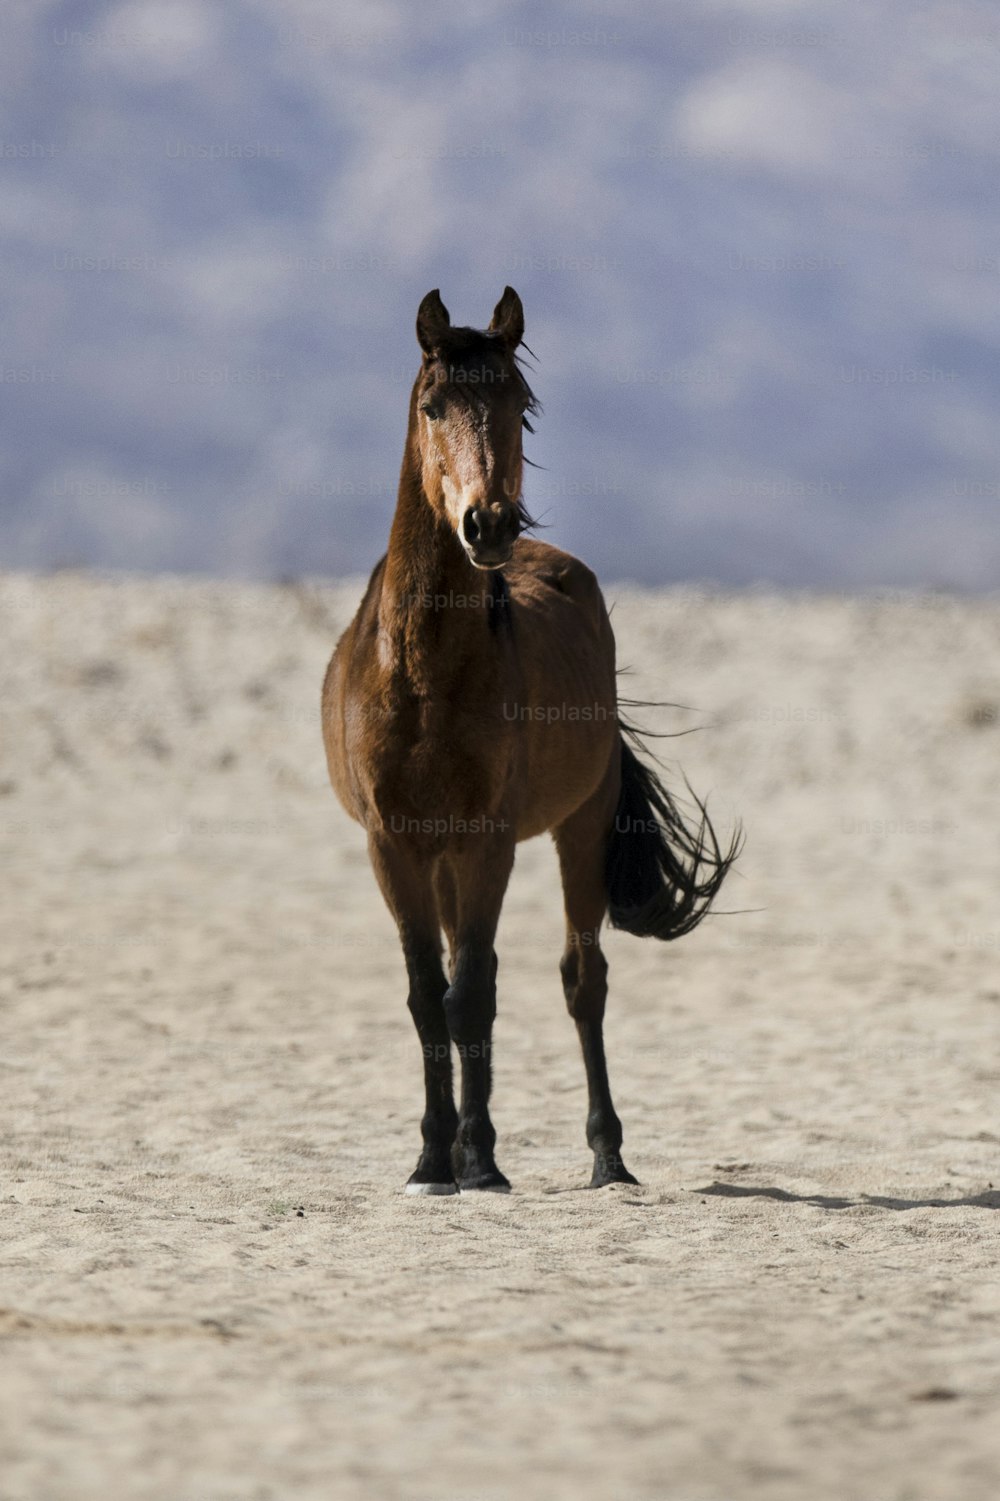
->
[[461, 506, 516, 570]]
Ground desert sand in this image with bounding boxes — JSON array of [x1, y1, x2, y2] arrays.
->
[[1, 569, 998, 1501]]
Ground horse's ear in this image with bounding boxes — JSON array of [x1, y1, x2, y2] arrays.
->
[[416, 289, 451, 355], [489, 286, 524, 350]]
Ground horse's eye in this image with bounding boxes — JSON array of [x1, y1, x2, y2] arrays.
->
[[420, 401, 441, 420]]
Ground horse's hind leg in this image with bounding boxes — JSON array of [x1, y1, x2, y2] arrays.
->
[[554, 790, 639, 1189], [369, 833, 458, 1194]]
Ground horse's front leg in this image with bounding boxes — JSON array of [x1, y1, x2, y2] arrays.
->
[[368, 832, 458, 1194], [439, 834, 515, 1193]]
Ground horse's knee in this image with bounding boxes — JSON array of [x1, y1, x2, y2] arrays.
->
[[443, 977, 496, 1047], [560, 945, 608, 1024], [407, 981, 443, 1025], [404, 942, 447, 1023]]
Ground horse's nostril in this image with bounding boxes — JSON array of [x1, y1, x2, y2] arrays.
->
[[462, 509, 482, 545]]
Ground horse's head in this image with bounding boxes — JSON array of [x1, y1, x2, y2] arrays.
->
[[412, 287, 537, 571]]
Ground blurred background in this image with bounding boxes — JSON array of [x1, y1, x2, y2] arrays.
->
[[2, 0, 998, 589]]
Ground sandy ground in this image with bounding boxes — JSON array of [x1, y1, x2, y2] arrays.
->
[[1, 568, 999, 1501]]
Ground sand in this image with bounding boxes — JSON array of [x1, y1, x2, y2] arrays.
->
[[1, 569, 998, 1501]]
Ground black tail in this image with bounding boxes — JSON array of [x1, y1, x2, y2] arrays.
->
[[605, 727, 742, 941]]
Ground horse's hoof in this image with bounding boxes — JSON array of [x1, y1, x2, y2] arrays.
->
[[590, 1156, 640, 1189], [405, 1177, 459, 1196], [459, 1171, 512, 1194]]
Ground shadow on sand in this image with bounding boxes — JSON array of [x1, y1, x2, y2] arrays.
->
[[692, 1181, 1000, 1211]]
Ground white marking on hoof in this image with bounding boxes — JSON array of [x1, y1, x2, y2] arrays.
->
[[459, 1182, 512, 1195], [404, 1181, 458, 1196]]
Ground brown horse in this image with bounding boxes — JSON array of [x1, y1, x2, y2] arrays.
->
[[322, 287, 738, 1194]]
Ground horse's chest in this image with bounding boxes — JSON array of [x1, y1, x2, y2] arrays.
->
[[350, 694, 516, 829]]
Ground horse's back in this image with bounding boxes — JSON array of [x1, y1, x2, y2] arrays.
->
[[506, 537, 608, 620], [506, 537, 616, 692], [503, 538, 620, 837]]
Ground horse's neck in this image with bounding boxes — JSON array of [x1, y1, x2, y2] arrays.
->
[[378, 462, 493, 693]]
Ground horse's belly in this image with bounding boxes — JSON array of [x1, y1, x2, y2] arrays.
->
[[513, 713, 617, 840]]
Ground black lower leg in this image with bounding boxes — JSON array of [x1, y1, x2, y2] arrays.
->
[[445, 946, 509, 1192], [561, 947, 638, 1188], [405, 941, 459, 1192]]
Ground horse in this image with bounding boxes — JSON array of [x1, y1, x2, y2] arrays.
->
[[321, 287, 739, 1194]]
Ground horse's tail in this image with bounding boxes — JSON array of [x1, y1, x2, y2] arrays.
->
[[605, 725, 742, 941]]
